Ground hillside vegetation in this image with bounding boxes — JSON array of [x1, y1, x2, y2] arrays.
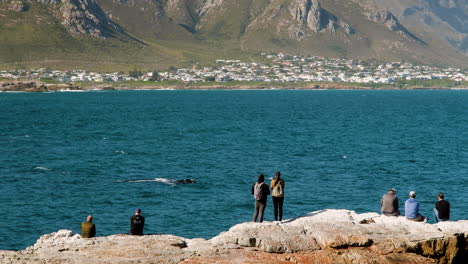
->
[[0, 0, 467, 71]]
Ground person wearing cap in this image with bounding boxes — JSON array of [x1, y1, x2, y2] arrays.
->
[[251, 174, 270, 223], [433, 193, 450, 223], [130, 209, 145, 235], [81, 215, 96, 238], [380, 188, 400, 216], [404, 191, 427, 222]]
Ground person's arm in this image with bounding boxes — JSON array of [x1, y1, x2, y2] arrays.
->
[[91, 224, 96, 237], [251, 183, 255, 195], [394, 197, 399, 210], [264, 183, 270, 195]]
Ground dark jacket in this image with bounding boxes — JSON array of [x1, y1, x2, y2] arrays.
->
[[251, 182, 270, 203], [81, 221, 96, 238], [130, 215, 145, 235], [435, 200, 450, 220]]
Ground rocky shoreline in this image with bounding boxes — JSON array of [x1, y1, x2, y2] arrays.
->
[[1, 209, 467, 264], [1, 80, 468, 92], [0, 81, 115, 92]]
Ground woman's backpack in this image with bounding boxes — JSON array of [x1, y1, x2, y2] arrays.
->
[[272, 182, 283, 197]]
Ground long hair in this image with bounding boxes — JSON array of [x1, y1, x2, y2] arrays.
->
[[271, 171, 281, 187]]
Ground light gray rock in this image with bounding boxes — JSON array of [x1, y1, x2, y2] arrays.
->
[[1, 209, 467, 264]]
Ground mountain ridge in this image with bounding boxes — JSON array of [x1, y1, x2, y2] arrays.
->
[[0, 0, 466, 70]]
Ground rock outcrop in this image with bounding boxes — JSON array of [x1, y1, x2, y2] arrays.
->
[[350, 0, 426, 44], [1, 210, 467, 263], [58, 0, 122, 38], [0, 0, 122, 37], [288, 0, 353, 34], [7, 0, 28, 11], [0, 81, 85, 92]]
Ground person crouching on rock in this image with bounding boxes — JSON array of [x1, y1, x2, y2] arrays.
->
[[81, 215, 96, 238], [130, 208, 145, 235], [380, 188, 400, 216], [405, 191, 428, 222], [251, 174, 270, 223]]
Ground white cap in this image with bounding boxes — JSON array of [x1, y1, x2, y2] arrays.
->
[[409, 191, 416, 196]]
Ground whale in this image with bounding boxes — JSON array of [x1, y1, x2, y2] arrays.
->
[[117, 178, 197, 184], [174, 179, 197, 184]]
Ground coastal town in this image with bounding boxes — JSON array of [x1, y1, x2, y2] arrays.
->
[[1, 53, 466, 86]]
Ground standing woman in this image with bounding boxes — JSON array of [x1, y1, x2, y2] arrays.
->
[[270, 171, 285, 221]]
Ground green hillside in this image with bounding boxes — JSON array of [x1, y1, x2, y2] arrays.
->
[[0, 0, 466, 71], [0, 1, 259, 71]]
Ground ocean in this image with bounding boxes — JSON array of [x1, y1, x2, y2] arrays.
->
[[0, 90, 467, 250]]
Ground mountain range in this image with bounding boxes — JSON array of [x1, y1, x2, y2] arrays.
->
[[0, 0, 467, 71]]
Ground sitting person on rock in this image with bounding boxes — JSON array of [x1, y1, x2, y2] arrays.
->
[[404, 191, 428, 222], [434, 193, 450, 223], [380, 188, 400, 216], [81, 215, 96, 238], [130, 208, 145, 235]]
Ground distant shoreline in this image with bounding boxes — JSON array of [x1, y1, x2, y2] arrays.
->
[[1, 80, 468, 92]]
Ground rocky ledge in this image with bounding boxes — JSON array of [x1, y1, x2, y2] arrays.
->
[[0, 81, 114, 92], [1, 210, 467, 264]]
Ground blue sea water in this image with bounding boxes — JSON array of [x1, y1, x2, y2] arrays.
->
[[0, 90, 467, 250]]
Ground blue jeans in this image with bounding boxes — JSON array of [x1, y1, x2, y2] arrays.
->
[[433, 208, 449, 223]]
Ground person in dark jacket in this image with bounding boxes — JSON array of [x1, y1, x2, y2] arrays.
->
[[434, 193, 450, 223], [251, 174, 270, 223], [81, 215, 96, 238], [130, 208, 145, 235]]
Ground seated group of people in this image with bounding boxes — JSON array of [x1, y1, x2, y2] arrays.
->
[[81, 208, 145, 238], [381, 188, 450, 222]]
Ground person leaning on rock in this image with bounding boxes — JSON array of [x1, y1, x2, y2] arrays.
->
[[380, 188, 400, 216], [130, 208, 145, 235], [404, 191, 428, 222], [81, 215, 96, 238], [434, 193, 450, 223], [251, 174, 270, 223]]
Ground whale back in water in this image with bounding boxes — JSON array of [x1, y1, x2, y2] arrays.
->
[[175, 179, 197, 184], [118, 178, 197, 184]]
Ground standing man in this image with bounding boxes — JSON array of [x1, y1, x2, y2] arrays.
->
[[270, 171, 285, 222], [380, 188, 400, 216], [81, 215, 96, 238], [434, 193, 450, 223], [130, 208, 145, 235], [405, 191, 428, 222], [251, 174, 270, 223]]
